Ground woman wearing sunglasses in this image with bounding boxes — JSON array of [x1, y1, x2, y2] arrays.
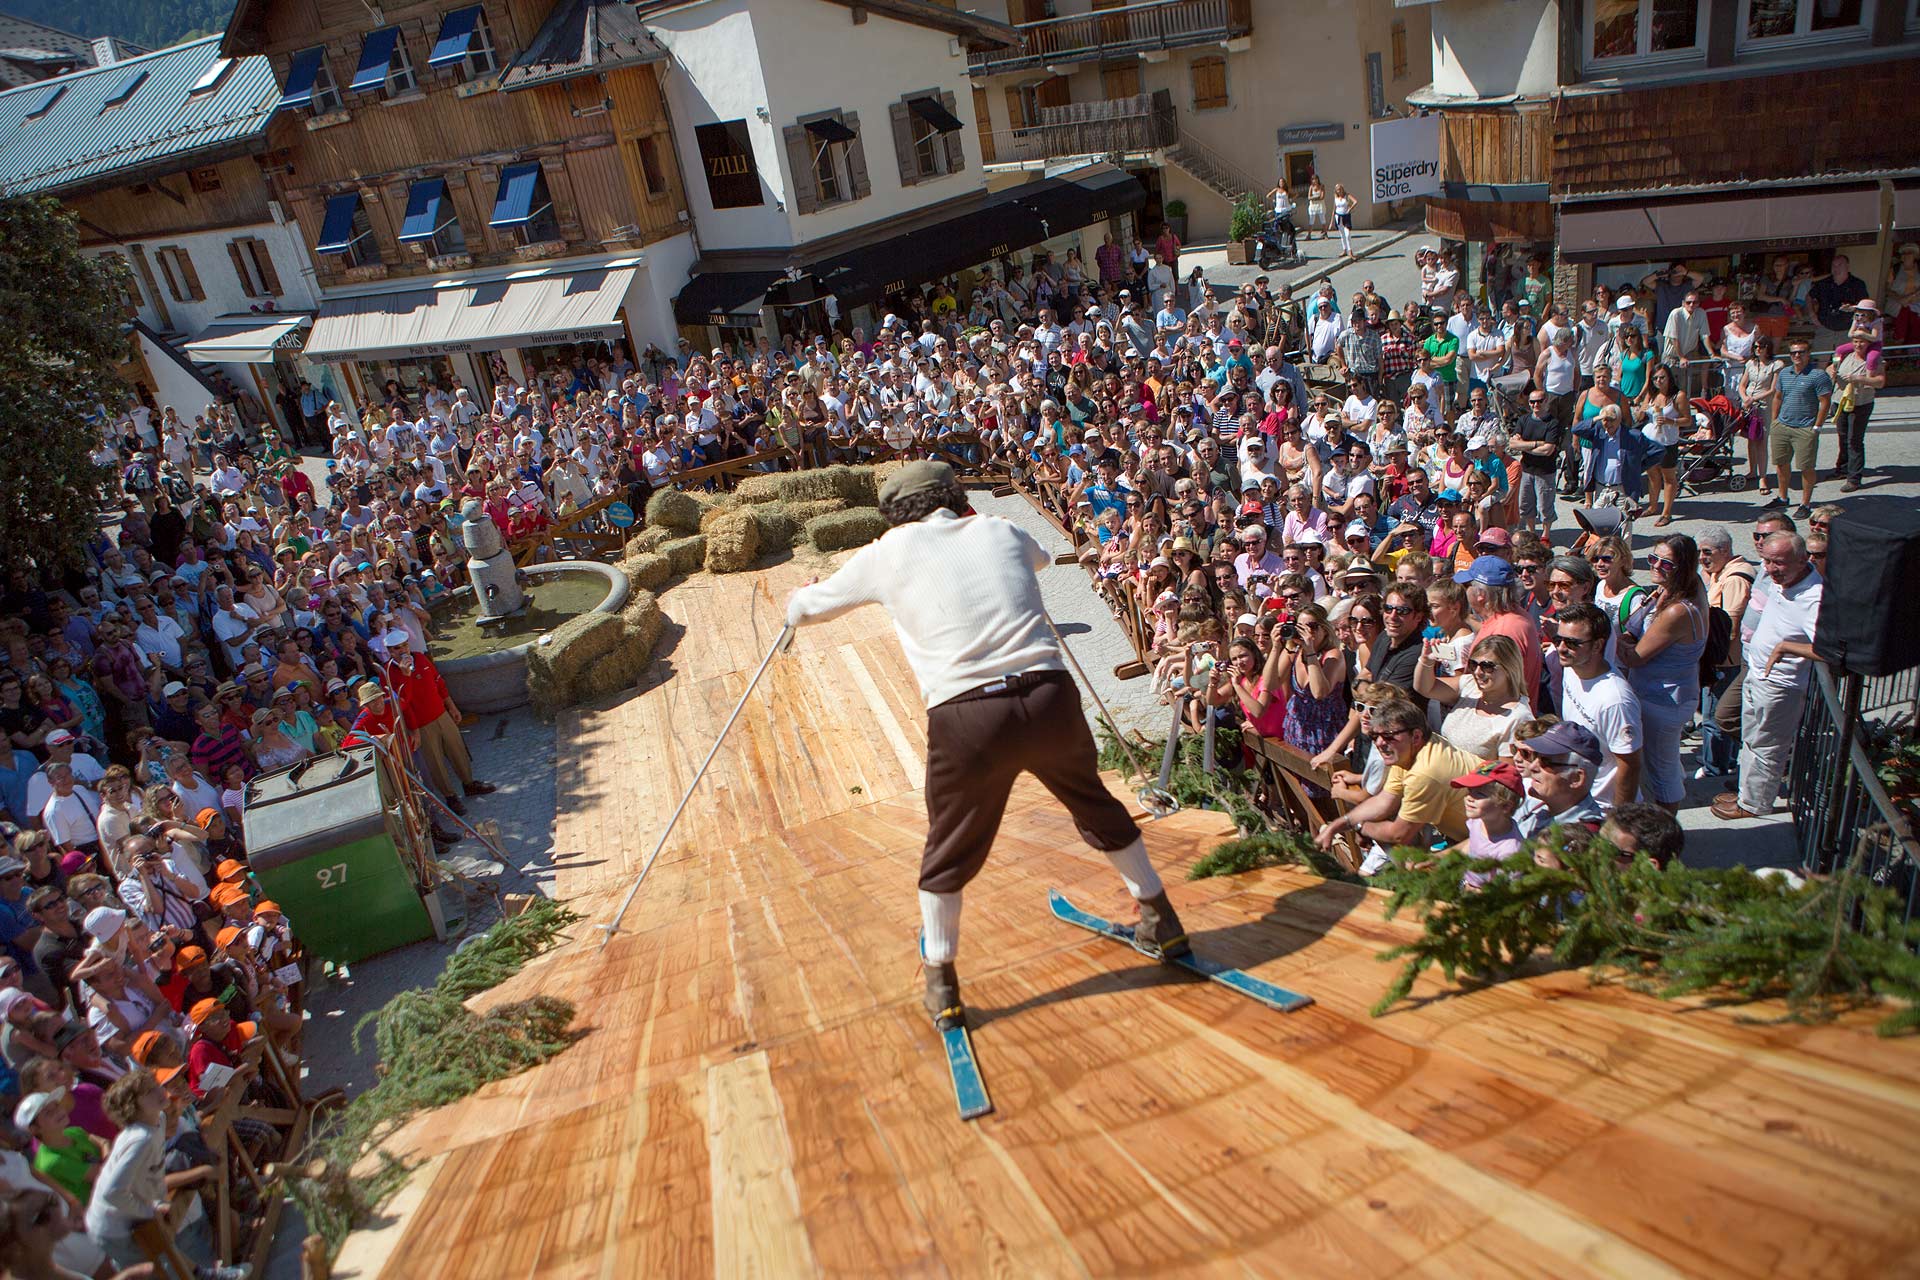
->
[[1586, 534, 1644, 630], [1413, 634, 1534, 762], [1616, 535, 1708, 810]]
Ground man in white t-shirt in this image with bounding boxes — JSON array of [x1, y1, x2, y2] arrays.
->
[[1465, 311, 1508, 388], [1553, 603, 1643, 810], [1718, 532, 1823, 821]]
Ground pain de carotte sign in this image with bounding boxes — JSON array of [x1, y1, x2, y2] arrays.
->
[[1368, 115, 1441, 203]]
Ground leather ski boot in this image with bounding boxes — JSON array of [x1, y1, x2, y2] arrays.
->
[[922, 961, 964, 1031], [1132, 891, 1191, 961]]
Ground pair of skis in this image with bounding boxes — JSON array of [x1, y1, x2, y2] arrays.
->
[[938, 891, 1315, 1121]]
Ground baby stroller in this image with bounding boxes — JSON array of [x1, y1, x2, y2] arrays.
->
[[1672, 394, 1748, 496]]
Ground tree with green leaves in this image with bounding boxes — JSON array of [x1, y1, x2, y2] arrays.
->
[[0, 196, 130, 570]]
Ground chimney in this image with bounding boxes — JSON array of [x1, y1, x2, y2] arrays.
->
[[90, 36, 129, 66]]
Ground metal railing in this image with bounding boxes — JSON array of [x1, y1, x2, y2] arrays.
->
[[1168, 126, 1263, 202], [1789, 663, 1920, 924], [981, 91, 1177, 166], [970, 0, 1251, 75]]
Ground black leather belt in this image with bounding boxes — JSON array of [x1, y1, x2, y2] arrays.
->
[[941, 669, 1066, 705]]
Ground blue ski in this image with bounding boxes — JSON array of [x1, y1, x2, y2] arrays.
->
[[941, 1023, 993, 1121], [1048, 889, 1314, 1013]]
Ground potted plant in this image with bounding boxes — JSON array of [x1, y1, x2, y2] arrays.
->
[[1226, 195, 1264, 265], [1163, 198, 1187, 241]]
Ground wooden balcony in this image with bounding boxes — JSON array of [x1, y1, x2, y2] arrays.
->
[[970, 0, 1252, 77], [981, 90, 1178, 166]]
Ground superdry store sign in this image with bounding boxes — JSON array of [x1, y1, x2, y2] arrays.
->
[[1369, 114, 1441, 203]]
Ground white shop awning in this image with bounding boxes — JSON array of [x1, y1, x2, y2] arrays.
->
[[304, 265, 636, 362], [183, 313, 313, 364]]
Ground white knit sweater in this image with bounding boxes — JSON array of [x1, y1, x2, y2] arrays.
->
[[786, 509, 1064, 708]]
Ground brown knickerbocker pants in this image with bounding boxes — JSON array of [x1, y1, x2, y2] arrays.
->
[[919, 671, 1141, 894]]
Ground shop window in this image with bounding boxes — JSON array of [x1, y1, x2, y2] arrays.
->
[[351, 26, 418, 99], [316, 192, 380, 269], [1190, 56, 1227, 112], [155, 246, 204, 303], [784, 112, 870, 214], [635, 135, 671, 199], [227, 237, 283, 297], [1391, 21, 1409, 80], [490, 163, 561, 244], [429, 6, 499, 82], [1585, 0, 1704, 69], [1737, 0, 1872, 50], [894, 91, 966, 185]]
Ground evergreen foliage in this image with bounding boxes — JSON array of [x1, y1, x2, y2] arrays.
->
[[1189, 829, 1357, 882], [1368, 840, 1920, 1034], [1095, 722, 1261, 832], [8, 0, 233, 50], [292, 899, 583, 1252]]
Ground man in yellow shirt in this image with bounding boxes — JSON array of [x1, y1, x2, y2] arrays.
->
[[1314, 701, 1478, 873]]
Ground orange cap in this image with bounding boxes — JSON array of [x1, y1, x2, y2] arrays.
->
[[254, 900, 281, 917], [194, 807, 222, 828], [130, 1030, 165, 1064], [209, 883, 247, 908], [215, 925, 244, 949], [155, 1064, 185, 1086], [188, 997, 224, 1025], [215, 860, 248, 883], [174, 945, 208, 971]]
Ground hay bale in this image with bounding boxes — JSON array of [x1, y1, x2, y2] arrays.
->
[[661, 535, 708, 575], [732, 472, 786, 504], [621, 588, 663, 657], [786, 497, 845, 522], [834, 465, 878, 507], [806, 508, 890, 552], [703, 510, 760, 573], [644, 488, 704, 533], [746, 503, 800, 553], [524, 612, 627, 712], [621, 552, 671, 590], [697, 496, 742, 532], [630, 523, 677, 554], [872, 458, 912, 492]]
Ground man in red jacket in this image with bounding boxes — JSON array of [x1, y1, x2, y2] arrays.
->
[[381, 631, 495, 814]]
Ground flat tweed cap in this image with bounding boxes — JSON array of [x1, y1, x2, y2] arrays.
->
[[877, 459, 957, 507]]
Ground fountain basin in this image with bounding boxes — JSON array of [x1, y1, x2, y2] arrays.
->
[[429, 561, 629, 714]]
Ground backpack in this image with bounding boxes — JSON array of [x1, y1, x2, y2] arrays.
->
[[1699, 566, 1753, 685]]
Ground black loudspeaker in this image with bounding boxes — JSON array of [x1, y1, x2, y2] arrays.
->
[[1813, 506, 1920, 676]]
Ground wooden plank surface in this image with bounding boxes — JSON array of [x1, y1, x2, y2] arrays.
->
[[348, 557, 1920, 1279]]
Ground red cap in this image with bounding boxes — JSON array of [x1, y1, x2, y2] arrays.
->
[[1450, 761, 1525, 793]]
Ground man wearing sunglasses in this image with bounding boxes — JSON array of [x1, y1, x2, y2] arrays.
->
[[1511, 721, 1609, 843], [1315, 700, 1478, 873], [1552, 603, 1643, 811]]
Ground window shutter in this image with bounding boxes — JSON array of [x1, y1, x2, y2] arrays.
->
[[889, 100, 918, 186], [844, 112, 871, 201], [157, 250, 180, 301], [227, 241, 257, 297], [178, 248, 205, 301], [249, 239, 283, 296], [940, 91, 965, 174], [1004, 86, 1027, 131], [782, 124, 818, 215], [1192, 56, 1226, 110]]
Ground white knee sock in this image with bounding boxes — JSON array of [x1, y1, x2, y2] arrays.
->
[[1102, 836, 1163, 900], [919, 890, 962, 964]]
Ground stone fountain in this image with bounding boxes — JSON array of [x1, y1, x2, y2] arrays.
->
[[462, 499, 526, 629]]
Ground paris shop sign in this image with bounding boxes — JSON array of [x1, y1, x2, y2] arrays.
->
[[1369, 115, 1441, 203]]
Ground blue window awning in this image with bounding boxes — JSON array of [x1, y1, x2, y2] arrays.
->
[[351, 26, 401, 93], [489, 162, 550, 228], [429, 6, 484, 68], [279, 47, 324, 109], [316, 192, 367, 254], [397, 179, 453, 243]]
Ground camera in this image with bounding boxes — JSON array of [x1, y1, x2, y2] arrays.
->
[[1277, 621, 1298, 640]]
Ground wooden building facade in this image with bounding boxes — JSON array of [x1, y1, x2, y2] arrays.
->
[[221, 0, 697, 402]]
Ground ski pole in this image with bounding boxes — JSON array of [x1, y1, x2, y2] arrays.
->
[[596, 622, 795, 950], [1041, 611, 1180, 818], [1157, 694, 1184, 792]]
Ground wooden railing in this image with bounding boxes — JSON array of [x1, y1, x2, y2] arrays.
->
[[970, 0, 1251, 75], [509, 492, 629, 566], [982, 90, 1177, 166]]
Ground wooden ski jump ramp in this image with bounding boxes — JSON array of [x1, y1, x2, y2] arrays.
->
[[337, 558, 1920, 1279]]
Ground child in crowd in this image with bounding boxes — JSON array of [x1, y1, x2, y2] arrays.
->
[[1450, 763, 1524, 890]]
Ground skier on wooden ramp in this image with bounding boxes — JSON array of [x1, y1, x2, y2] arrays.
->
[[785, 461, 1189, 1031]]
